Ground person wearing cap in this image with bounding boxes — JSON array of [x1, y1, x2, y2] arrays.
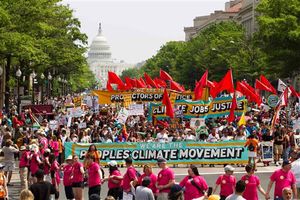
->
[[179, 165, 208, 200], [212, 165, 236, 200], [103, 160, 123, 200], [135, 176, 155, 200], [29, 144, 43, 184], [60, 155, 74, 200], [240, 164, 267, 200], [0, 164, 8, 200], [19, 145, 30, 190], [2, 139, 19, 186], [156, 157, 175, 200], [138, 165, 158, 196], [265, 160, 297, 199], [291, 152, 300, 199], [122, 157, 138, 200]]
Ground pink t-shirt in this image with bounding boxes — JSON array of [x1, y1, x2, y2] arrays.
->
[[63, 164, 73, 186], [50, 141, 59, 157], [108, 170, 123, 189], [19, 151, 29, 168], [216, 174, 236, 197], [43, 157, 50, 175], [138, 173, 158, 194], [40, 137, 48, 149], [122, 166, 137, 192], [270, 169, 296, 198], [157, 167, 175, 193], [30, 153, 40, 175], [72, 162, 84, 183], [88, 162, 101, 187], [50, 160, 60, 186], [241, 174, 260, 200], [179, 175, 208, 200]]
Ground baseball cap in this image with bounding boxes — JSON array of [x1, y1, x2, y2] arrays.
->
[[66, 155, 73, 161], [0, 164, 4, 169], [170, 184, 183, 193], [224, 165, 235, 172], [108, 160, 118, 167], [157, 157, 167, 164], [282, 160, 291, 167]]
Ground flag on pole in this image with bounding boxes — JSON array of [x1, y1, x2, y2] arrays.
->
[[212, 69, 234, 98], [160, 69, 173, 81], [255, 79, 274, 93], [227, 92, 237, 123], [238, 112, 246, 126], [194, 70, 208, 100], [260, 75, 277, 94], [277, 79, 287, 93], [162, 89, 174, 118]]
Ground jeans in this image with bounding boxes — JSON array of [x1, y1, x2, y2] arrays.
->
[[283, 146, 291, 162]]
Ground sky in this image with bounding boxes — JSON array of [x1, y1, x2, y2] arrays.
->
[[63, 0, 227, 64]]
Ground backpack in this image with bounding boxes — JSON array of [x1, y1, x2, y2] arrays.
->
[[248, 142, 255, 151]]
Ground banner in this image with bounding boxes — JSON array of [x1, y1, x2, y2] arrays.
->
[[128, 104, 144, 116], [64, 141, 248, 165], [92, 89, 194, 104], [148, 96, 247, 121]]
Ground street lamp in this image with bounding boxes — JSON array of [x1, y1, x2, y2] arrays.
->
[[16, 69, 22, 113], [31, 71, 36, 104], [40, 73, 45, 104], [47, 72, 52, 98]]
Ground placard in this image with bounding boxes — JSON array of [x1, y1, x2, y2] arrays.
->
[[116, 108, 129, 124], [49, 120, 58, 130], [128, 104, 144, 116], [190, 118, 205, 129], [78, 122, 87, 129], [261, 142, 273, 161], [294, 135, 300, 148]]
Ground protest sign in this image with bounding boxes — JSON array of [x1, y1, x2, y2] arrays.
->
[[49, 120, 58, 130], [78, 122, 87, 129], [67, 107, 84, 118], [261, 142, 273, 162], [65, 141, 248, 165], [293, 119, 300, 132], [294, 135, 300, 148], [128, 104, 144, 116], [73, 96, 82, 107], [116, 108, 129, 124], [190, 118, 205, 129]]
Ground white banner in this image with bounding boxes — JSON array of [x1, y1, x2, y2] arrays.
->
[[67, 107, 84, 118], [277, 79, 287, 92], [128, 104, 144, 116], [49, 120, 58, 130], [117, 108, 129, 124]]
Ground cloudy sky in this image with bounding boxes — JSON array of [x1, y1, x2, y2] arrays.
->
[[63, 0, 226, 63]]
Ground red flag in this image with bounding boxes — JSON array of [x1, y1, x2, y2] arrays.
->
[[157, 120, 169, 128], [260, 75, 277, 94], [170, 80, 184, 92], [144, 73, 158, 88], [242, 80, 256, 94], [136, 79, 146, 88], [280, 87, 291, 107], [160, 69, 173, 81], [125, 77, 133, 90], [154, 78, 167, 88], [236, 81, 262, 105], [212, 69, 234, 98], [162, 89, 174, 118], [108, 71, 125, 90], [227, 92, 237, 123], [289, 86, 300, 98], [194, 70, 208, 100], [106, 80, 113, 91], [255, 79, 274, 93], [122, 125, 129, 140]]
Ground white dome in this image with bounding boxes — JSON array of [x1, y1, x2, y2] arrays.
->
[[87, 23, 113, 63]]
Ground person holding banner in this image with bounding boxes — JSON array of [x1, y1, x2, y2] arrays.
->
[[240, 164, 267, 200], [179, 165, 208, 200], [244, 134, 259, 170], [156, 157, 175, 200]]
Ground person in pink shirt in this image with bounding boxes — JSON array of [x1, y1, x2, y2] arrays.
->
[[60, 155, 74, 200], [19, 146, 30, 189], [86, 154, 102, 198], [156, 157, 175, 200], [138, 165, 158, 196], [43, 149, 52, 182], [179, 165, 208, 200], [50, 153, 60, 200], [29, 145, 42, 184], [122, 157, 138, 200], [102, 160, 123, 200], [266, 161, 297, 199], [49, 135, 59, 157], [212, 165, 236, 200], [38, 131, 48, 150], [72, 155, 85, 200], [241, 164, 267, 200]]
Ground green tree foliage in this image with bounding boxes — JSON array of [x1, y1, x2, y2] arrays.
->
[[120, 67, 144, 79], [0, 0, 95, 93], [256, 0, 300, 78]]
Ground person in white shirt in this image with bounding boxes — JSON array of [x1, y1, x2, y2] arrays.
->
[[291, 152, 300, 199], [2, 139, 19, 186], [156, 126, 168, 143], [135, 177, 155, 200], [185, 129, 196, 141], [225, 180, 246, 200], [207, 128, 220, 143]]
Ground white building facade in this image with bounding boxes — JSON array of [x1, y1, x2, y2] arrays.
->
[[87, 23, 135, 87]]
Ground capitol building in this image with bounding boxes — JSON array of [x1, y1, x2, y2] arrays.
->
[[87, 23, 135, 87]]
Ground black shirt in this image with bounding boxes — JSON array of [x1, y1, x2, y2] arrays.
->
[[29, 181, 55, 200]]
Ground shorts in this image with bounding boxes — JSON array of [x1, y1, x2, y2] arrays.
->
[[274, 144, 283, 155], [3, 161, 14, 172], [248, 151, 257, 158], [88, 185, 101, 197], [72, 181, 84, 188], [64, 186, 74, 199], [157, 192, 169, 200]]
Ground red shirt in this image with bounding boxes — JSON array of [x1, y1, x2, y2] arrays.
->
[[270, 169, 296, 198], [63, 164, 73, 186], [138, 173, 158, 194], [108, 170, 123, 189], [157, 167, 175, 193], [241, 174, 260, 200], [122, 166, 137, 192], [216, 174, 236, 197], [72, 162, 84, 183], [19, 151, 30, 168], [88, 162, 102, 187], [180, 175, 208, 200]]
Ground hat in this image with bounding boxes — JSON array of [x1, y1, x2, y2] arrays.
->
[[282, 160, 291, 167], [157, 157, 167, 164], [170, 184, 183, 193], [45, 149, 51, 153], [208, 195, 221, 200], [20, 146, 26, 151], [66, 155, 73, 161], [224, 165, 235, 172], [108, 160, 118, 167], [0, 164, 4, 169]]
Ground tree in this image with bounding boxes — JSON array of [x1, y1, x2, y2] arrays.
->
[[120, 67, 144, 79], [256, 0, 300, 78]]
